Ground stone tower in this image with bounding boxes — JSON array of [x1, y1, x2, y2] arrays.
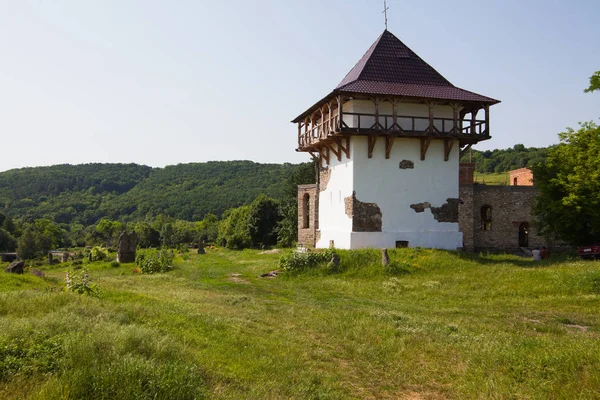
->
[[294, 30, 499, 250]]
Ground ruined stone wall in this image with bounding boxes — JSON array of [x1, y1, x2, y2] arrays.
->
[[458, 185, 475, 250], [297, 184, 318, 247], [459, 163, 475, 185], [459, 185, 545, 251], [509, 168, 534, 186]]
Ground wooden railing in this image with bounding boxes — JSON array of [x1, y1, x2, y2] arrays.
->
[[298, 111, 488, 148]]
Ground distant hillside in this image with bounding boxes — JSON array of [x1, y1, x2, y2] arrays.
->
[[0, 163, 153, 224], [1, 144, 548, 225], [460, 144, 549, 173], [0, 161, 306, 225], [105, 161, 300, 222]]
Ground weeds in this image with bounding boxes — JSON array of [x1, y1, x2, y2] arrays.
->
[[65, 269, 100, 297], [135, 249, 174, 273]]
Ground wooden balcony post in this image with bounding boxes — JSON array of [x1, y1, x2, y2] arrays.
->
[[484, 104, 490, 136], [470, 109, 478, 135], [328, 100, 333, 136], [428, 101, 434, 134], [451, 103, 458, 134], [392, 98, 398, 130], [304, 117, 309, 145], [338, 95, 343, 130], [373, 97, 381, 130]]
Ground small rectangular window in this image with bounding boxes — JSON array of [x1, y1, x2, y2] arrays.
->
[[396, 241, 409, 248]]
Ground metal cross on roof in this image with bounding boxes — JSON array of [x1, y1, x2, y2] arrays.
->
[[382, 0, 389, 30]]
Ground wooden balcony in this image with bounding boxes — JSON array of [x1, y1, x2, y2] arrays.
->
[[297, 110, 490, 150]]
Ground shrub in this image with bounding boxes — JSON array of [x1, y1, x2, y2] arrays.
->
[[135, 249, 174, 274], [279, 249, 333, 272], [88, 247, 109, 262], [110, 261, 120, 268], [66, 269, 100, 297]]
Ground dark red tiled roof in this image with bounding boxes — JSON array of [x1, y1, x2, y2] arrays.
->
[[335, 30, 498, 104], [293, 30, 499, 122], [336, 30, 452, 88]]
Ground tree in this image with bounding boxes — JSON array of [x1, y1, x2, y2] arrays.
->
[[16, 226, 37, 260], [95, 218, 124, 247], [247, 195, 281, 248], [584, 71, 600, 93], [218, 206, 252, 250], [196, 213, 219, 244], [532, 122, 600, 245], [0, 228, 16, 252], [34, 219, 66, 252], [276, 199, 297, 248], [133, 221, 161, 248]]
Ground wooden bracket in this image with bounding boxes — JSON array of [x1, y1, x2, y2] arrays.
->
[[318, 146, 330, 165], [420, 138, 432, 161], [327, 143, 341, 162], [334, 137, 350, 159], [385, 136, 395, 159], [459, 144, 473, 159], [367, 136, 377, 158], [444, 139, 455, 161]]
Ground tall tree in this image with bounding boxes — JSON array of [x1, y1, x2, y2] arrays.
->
[[247, 195, 281, 248], [218, 206, 252, 250], [532, 122, 600, 245]]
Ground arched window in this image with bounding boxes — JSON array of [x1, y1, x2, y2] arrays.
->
[[480, 205, 492, 231], [302, 193, 310, 229]]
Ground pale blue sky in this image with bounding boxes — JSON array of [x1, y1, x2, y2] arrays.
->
[[1, 0, 599, 172]]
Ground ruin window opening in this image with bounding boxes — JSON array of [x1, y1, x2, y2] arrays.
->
[[302, 193, 310, 229], [519, 222, 529, 247], [480, 206, 492, 231]]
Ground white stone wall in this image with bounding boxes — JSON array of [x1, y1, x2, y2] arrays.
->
[[316, 152, 354, 249], [316, 132, 463, 250]]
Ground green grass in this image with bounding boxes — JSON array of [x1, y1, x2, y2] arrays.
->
[[473, 172, 509, 185], [1, 248, 600, 399]]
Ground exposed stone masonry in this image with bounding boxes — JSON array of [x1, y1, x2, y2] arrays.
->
[[431, 198, 461, 223], [344, 191, 382, 232], [399, 160, 414, 169], [410, 202, 430, 213], [319, 167, 331, 192]]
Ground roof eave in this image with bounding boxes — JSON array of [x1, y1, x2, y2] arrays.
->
[[334, 87, 501, 106], [291, 91, 337, 123]]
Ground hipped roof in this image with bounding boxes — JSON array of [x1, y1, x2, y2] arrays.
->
[[293, 30, 499, 122]]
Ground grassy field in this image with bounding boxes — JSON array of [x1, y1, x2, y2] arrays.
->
[[1, 248, 600, 399], [473, 172, 509, 185]]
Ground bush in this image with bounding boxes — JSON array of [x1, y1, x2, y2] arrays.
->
[[65, 269, 100, 297], [110, 261, 120, 268], [135, 249, 174, 274], [88, 247, 109, 262], [279, 249, 333, 272]]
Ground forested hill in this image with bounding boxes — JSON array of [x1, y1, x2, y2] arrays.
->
[[460, 144, 550, 173], [0, 161, 305, 225], [0, 145, 549, 225]]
